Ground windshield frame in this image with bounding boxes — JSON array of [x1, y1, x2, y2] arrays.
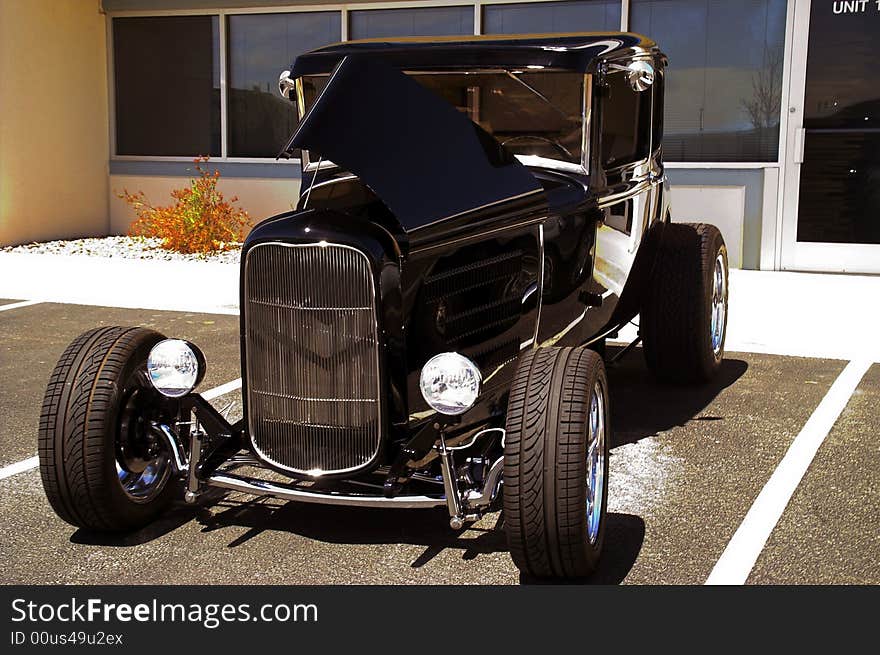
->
[[294, 69, 592, 177]]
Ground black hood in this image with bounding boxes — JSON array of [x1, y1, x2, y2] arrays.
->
[[281, 55, 545, 232]]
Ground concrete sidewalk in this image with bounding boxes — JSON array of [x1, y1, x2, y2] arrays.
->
[[723, 269, 880, 362], [615, 268, 880, 361], [0, 252, 239, 315], [1, 252, 878, 361]]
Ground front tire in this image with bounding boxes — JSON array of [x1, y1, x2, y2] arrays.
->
[[503, 347, 610, 579], [641, 222, 729, 383], [38, 326, 178, 531]]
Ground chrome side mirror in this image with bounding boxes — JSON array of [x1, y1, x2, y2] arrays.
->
[[278, 70, 296, 100], [626, 61, 655, 92]]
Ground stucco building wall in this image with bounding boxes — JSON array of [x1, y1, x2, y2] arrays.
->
[[0, 0, 109, 246], [108, 174, 301, 236]]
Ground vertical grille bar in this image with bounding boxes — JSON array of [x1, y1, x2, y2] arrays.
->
[[244, 242, 381, 475]]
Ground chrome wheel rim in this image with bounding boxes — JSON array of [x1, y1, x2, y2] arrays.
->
[[710, 253, 727, 358], [586, 380, 606, 545], [116, 384, 171, 503], [116, 456, 170, 502]]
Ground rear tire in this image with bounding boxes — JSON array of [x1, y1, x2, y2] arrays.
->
[[38, 326, 177, 531], [641, 222, 728, 383], [503, 347, 610, 579]]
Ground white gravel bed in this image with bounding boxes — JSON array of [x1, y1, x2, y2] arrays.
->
[[1, 236, 241, 264]]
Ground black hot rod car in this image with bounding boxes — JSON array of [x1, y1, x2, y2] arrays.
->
[[38, 33, 729, 580]]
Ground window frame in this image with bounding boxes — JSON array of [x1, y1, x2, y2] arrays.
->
[[109, 12, 224, 159], [105, 0, 787, 170], [598, 67, 653, 172]]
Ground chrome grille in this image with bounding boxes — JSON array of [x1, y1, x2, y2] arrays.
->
[[244, 242, 381, 475]]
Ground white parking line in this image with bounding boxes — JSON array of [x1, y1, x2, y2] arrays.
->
[[201, 378, 242, 400], [0, 300, 41, 312], [0, 456, 40, 481], [705, 359, 872, 585], [0, 378, 243, 482]]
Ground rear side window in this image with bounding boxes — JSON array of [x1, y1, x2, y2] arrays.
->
[[600, 71, 652, 169]]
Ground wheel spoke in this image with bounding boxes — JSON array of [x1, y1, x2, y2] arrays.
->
[[586, 381, 606, 545], [710, 253, 727, 356]]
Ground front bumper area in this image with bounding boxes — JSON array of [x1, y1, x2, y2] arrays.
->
[[154, 393, 503, 527], [207, 472, 446, 509]]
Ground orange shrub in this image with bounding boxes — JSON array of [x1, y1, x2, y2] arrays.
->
[[118, 157, 251, 255]]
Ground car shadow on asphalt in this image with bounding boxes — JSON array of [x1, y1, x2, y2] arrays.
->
[[196, 498, 502, 562], [69, 491, 644, 584], [607, 349, 748, 448], [68, 489, 226, 547], [69, 509, 196, 548], [190, 498, 645, 585]]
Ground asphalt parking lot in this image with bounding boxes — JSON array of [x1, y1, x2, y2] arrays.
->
[[1, 299, 877, 584]]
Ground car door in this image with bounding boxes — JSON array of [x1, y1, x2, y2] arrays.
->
[[595, 61, 664, 310]]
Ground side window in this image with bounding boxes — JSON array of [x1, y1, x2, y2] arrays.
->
[[601, 71, 652, 169]]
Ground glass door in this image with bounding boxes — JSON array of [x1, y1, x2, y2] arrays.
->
[[780, 0, 880, 273]]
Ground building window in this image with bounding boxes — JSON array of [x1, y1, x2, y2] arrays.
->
[[113, 16, 220, 157], [601, 71, 652, 169], [349, 6, 474, 40], [630, 0, 787, 162], [227, 12, 341, 158], [483, 1, 621, 34], [109, 1, 789, 165]]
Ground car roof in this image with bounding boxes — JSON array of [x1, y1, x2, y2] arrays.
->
[[289, 32, 660, 77]]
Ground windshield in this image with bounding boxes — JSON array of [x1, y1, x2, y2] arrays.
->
[[299, 69, 585, 170]]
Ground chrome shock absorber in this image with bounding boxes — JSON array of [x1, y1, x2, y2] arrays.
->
[[437, 427, 506, 530], [184, 416, 205, 504], [437, 431, 466, 530]]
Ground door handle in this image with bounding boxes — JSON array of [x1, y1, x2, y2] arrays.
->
[[793, 128, 806, 164]]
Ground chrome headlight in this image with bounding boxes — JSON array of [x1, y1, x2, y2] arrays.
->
[[419, 352, 482, 416], [146, 339, 205, 398]]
